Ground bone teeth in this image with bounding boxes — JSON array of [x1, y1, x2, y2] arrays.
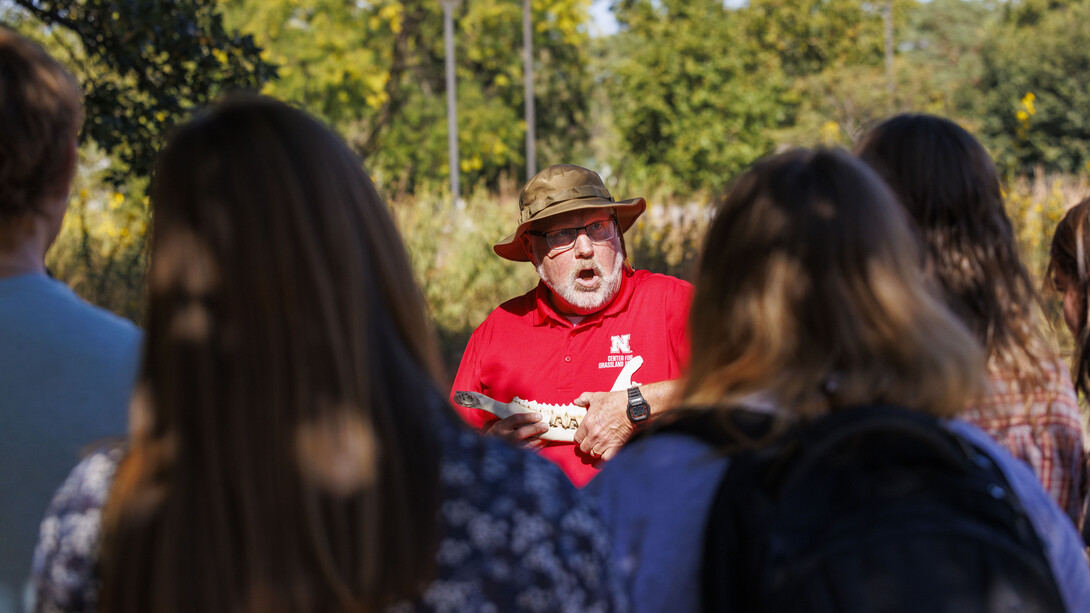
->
[[453, 391, 586, 442]]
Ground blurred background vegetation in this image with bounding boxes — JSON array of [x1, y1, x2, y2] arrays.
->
[[4, 0, 1090, 378]]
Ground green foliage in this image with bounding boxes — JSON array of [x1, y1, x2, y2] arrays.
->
[[626, 200, 709, 281], [893, 0, 996, 118], [974, 0, 1090, 175], [750, 0, 916, 147], [17, 0, 1090, 372], [389, 186, 536, 374], [46, 145, 149, 322], [606, 0, 787, 194], [12, 0, 276, 182], [741, 0, 888, 77], [221, 0, 592, 194]]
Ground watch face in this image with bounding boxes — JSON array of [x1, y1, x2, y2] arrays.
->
[[628, 402, 650, 422]]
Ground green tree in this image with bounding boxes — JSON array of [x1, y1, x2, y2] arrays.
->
[[605, 0, 787, 194], [220, 0, 593, 194], [740, 0, 889, 78], [742, 0, 914, 146], [895, 0, 996, 119], [10, 0, 276, 182], [975, 0, 1090, 175]]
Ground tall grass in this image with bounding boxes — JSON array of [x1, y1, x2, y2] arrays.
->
[[46, 169, 1088, 381]]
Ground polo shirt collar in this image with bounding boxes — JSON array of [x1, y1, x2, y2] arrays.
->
[[533, 268, 636, 327]]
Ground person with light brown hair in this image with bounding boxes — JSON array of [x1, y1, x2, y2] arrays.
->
[[857, 113, 1088, 529], [592, 147, 1090, 613], [29, 95, 623, 613], [0, 27, 140, 613]]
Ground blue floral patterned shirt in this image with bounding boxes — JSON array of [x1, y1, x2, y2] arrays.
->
[[31, 415, 627, 613]]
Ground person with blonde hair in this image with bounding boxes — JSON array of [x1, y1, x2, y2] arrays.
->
[[592, 148, 1090, 613], [0, 27, 140, 613], [30, 95, 623, 613], [857, 114, 1088, 528]]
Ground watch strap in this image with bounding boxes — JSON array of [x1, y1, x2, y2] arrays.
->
[[627, 385, 650, 423]]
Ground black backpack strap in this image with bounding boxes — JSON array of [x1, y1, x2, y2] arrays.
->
[[698, 418, 795, 613], [644, 406, 784, 449], [768, 405, 972, 494]]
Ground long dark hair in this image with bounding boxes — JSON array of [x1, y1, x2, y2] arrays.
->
[[1049, 198, 1090, 397], [100, 95, 443, 613], [857, 114, 1055, 395]]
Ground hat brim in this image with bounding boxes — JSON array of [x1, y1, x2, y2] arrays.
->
[[493, 196, 646, 262]]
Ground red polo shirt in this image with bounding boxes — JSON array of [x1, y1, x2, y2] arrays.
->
[[451, 268, 692, 486]]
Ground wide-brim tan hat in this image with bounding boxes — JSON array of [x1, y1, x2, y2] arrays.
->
[[494, 164, 646, 262]]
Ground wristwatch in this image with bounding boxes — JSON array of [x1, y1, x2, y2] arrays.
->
[[626, 385, 651, 424]]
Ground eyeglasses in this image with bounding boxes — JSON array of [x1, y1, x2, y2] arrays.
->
[[527, 218, 617, 252]]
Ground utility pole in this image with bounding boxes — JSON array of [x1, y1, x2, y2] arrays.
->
[[523, 0, 536, 179], [884, 0, 895, 111], [441, 0, 461, 203]]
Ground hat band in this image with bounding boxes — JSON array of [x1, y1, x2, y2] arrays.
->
[[521, 185, 614, 223]]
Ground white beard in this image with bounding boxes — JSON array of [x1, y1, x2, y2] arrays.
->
[[538, 249, 624, 313]]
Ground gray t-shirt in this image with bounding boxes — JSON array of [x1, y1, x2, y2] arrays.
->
[[0, 273, 140, 613]]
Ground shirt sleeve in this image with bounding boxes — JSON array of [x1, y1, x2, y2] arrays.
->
[[449, 319, 498, 430], [415, 428, 627, 612], [667, 280, 693, 371], [31, 445, 123, 613]]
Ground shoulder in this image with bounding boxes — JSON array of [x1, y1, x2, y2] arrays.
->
[[461, 287, 540, 359], [972, 364, 1084, 434], [494, 285, 541, 318], [945, 418, 1090, 607], [430, 426, 624, 610], [440, 425, 595, 523], [593, 430, 728, 510], [32, 444, 125, 613], [465, 287, 539, 339], [1036, 362, 1084, 426], [0, 275, 141, 345], [629, 269, 692, 294], [588, 429, 729, 613], [40, 444, 124, 521]]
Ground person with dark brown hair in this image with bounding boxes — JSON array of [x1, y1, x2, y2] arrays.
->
[[29, 95, 623, 613], [592, 147, 1090, 613], [0, 27, 140, 613], [856, 114, 1088, 529], [1051, 198, 1090, 397]]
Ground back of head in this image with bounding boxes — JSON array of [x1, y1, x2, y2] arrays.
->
[[686, 147, 982, 419], [102, 95, 443, 613], [0, 26, 82, 220], [856, 114, 1052, 386]]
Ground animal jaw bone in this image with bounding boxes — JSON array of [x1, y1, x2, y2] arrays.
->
[[453, 391, 586, 443]]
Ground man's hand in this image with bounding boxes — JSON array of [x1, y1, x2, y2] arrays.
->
[[572, 390, 634, 461], [484, 412, 549, 450]]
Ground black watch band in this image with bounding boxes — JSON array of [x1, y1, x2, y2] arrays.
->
[[627, 385, 651, 424]]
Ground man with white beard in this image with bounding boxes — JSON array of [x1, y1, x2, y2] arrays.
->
[[451, 164, 692, 486]]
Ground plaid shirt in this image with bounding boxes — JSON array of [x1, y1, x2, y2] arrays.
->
[[961, 361, 1089, 529]]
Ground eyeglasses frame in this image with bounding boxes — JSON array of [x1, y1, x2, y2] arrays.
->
[[526, 216, 619, 253]]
